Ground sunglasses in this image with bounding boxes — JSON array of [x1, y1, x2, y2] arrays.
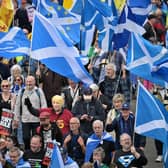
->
[[1, 85, 9, 88], [15, 78, 21, 82]]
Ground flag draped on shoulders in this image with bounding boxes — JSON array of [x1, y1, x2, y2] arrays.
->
[[31, 11, 93, 85], [0, 27, 30, 58], [0, 0, 14, 32], [135, 82, 168, 168], [126, 32, 168, 87], [85, 132, 114, 162]]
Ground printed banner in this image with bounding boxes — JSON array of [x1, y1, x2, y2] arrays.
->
[[42, 142, 54, 166], [0, 109, 13, 136]]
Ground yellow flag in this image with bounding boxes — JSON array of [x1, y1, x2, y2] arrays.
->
[[16, 56, 24, 63], [0, 0, 14, 32], [114, 0, 126, 12], [63, 0, 74, 10]]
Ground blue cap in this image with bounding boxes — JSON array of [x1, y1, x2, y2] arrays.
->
[[82, 86, 92, 95], [121, 103, 130, 110]]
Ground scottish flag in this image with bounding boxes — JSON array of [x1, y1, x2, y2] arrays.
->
[[35, 0, 80, 44], [85, 132, 114, 162], [31, 11, 93, 85], [80, 0, 114, 53], [80, 25, 95, 56], [135, 82, 168, 168], [128, 0, 152, 25], [98, 0, 118, 52], [81, 0, 104, 31], [0, 27, 30, 59], [126, 32, 168, 87], [113, 4, 146, 50], [49, 143, 64, 168]]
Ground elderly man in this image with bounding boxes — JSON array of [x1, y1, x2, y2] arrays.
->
[[85, 120, 115, 166], [106, 103, 146, 150], [14, 75, 47, 149], [114, 133, 147, 168], [99, 63, 130, 106]]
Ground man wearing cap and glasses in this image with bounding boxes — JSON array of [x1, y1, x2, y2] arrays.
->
[[106, 103, 146, 150]]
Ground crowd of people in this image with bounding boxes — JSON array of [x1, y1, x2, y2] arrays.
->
[[0, 0, 168, 167], [0, 61, 150, 168]]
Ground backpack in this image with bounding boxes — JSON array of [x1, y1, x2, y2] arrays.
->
[[20, 88, 41, 115]]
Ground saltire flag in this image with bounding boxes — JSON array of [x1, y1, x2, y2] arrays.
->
[[128, 0, 152, 25], [80, 0, 114, 54], [0, 27, 30, 58], [126, 32, 168, 87], [98, 0, 118, 52], [0, 0, 14, 32], [151, 61, 168, 83], [49, 142, 64, 168], [34, 0, 80, 44], [31, 11, 93, 85], [80, 25, 95, 56], [135, 82, 168, 168], [88, 0, 113, 19], [85, 132, 114, 162], [81, 0, 104, 31], [112, 4, 146, 50]]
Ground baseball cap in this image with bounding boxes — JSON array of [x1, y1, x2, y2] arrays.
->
[[82, 86, 92, 95], [121, 103, 130, 110], [39, 111, 50, 119]]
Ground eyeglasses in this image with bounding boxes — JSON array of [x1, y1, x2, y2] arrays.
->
[[1, 85, 9, 88]]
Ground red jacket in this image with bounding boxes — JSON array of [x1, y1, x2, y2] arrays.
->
[[39, 108, 73, 136]]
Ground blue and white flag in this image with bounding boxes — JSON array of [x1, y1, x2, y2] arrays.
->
[[135, 82, 168, 168], [126, 32, 168, 87], [81, 0, 104, 31], [63, 0, 83, 18], [31, 11, 93, 85], [80, 25, 95, 56], [85, 132, 114, 162], [128, 0, 152, 26], [98, 0, 118, 52], [80, 0, 114, 54], [113, 4, 146, 50], [35, 0, 80, 44], [0, 27, 30, 59], [49, 143, 64, 168]]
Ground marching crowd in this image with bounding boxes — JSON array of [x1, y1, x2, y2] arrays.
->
[[0, 63, 148, 168], [1, 0, 168, 167]]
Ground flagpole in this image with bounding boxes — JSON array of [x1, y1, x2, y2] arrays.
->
[[132, 80, 140, 147], [28, 10, 36, 77]]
